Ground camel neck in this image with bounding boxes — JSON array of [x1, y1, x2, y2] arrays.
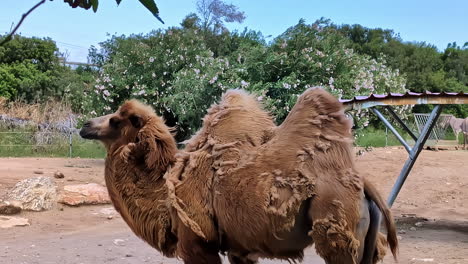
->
[[103, 157, 173, 253]]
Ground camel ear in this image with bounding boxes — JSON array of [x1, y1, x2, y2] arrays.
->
[[129, 114, 142, 128]]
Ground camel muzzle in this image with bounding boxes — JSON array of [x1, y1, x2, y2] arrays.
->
[[79, 120, 100, 139], [79, 126, 99, 139]]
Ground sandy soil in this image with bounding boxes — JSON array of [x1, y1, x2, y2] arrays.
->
[[0, 148, 467, 264]]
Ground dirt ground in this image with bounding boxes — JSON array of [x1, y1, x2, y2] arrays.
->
[[0, 147, 467, 264]]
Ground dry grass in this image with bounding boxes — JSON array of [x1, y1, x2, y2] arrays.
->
[[0, 97, 73, 123]]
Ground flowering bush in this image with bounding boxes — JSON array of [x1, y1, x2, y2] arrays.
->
[[225, 19, 408, 129], [85, 19, 408, 140]]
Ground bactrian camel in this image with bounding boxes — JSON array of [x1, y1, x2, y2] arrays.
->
[[79, 87, 398, 264]]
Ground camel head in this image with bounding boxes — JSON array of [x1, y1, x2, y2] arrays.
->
[[80, 99, 162, 152]]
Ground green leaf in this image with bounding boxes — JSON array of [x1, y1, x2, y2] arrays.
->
[[91, 0, 99, 12], [138, 0, 164, 24]]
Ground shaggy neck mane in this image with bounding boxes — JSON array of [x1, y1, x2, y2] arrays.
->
[[103, 115, 178, 256]]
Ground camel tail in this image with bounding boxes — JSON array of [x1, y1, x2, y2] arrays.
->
[[363, 179, 398, 262]]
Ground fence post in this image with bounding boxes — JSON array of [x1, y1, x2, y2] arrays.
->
[[69, 116, 72, 158]]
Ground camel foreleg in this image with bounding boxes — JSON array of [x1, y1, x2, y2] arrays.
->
[[227, 252, 259, 264], [176, 225, 222, 264]]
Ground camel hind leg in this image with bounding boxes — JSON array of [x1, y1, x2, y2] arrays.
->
[[309, 198, 362, 264], [308, 178, 364, 264]]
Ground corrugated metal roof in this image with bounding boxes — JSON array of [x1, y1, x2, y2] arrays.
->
[[339, 91, 468, 110]]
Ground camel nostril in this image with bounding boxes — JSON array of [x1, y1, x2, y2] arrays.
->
[[83, 121, 92, 128]]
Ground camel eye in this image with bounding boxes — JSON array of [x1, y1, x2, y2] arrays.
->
[[109, 117, 121, 128]]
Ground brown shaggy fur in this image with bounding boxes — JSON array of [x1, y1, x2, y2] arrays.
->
[[167, 87, 398, 263], [80, 89, 398, 264], [165, 89, 277, 263], [80, 100, 178, 257]]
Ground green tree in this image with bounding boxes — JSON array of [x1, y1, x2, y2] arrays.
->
[[88, 19, 407, 140]]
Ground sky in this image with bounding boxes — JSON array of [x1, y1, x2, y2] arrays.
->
[[1, 0, 467, 63]]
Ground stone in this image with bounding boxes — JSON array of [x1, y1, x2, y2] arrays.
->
[[54, 171, 65, 179], [0, 201, 22, 215], [0, 216, 30, 228], [3, 176, 57, 211], [113, 239, 125, 246], [100, 207, 117, 215], [33, 170, 44, 175], [58, 183, 111, 206], [409, 227, 417, 231], [415, 222, 423, 227]]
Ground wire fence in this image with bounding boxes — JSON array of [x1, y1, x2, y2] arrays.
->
[[0, 113, 106, 158], [414, 113, 453, 140], [0, 130, 105, 158]]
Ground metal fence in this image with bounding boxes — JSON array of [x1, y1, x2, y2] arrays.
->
[[0, 113, 107, 158], [0, 131, 73, 157], [414, 113, 452, 140], [0, 130, 105, 158]]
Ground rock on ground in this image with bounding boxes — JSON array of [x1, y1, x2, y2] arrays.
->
[[3, 176, 57, 211], [54, 171, 65, 179], [58, 183, 111, 206], [0, 216, 29, 228], [0, 201, 22, 215]]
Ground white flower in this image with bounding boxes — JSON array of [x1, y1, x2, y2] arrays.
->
[[194, 69, 200, 74], [240, 80, 249, 88], [103, 90, 110, 97], [283, 83, 291, 89], [149, 57, 155, 63], [209, 76, 218, 84], [257, 96, 264, 101], [152, 72, 156, 78]]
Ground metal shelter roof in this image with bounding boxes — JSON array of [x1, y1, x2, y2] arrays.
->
[[340, 91, 468, 110]]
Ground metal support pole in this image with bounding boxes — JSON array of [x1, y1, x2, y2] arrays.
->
[[387, 105, 443, 206], [385, 127, 388, 147], [371, 107, 412, 154], [385, 106, 418, 141]]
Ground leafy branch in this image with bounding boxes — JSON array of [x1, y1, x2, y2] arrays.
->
[[63, 0, 164, 23], [0, 0, 47, 46], [0, 0, 164, 47]]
